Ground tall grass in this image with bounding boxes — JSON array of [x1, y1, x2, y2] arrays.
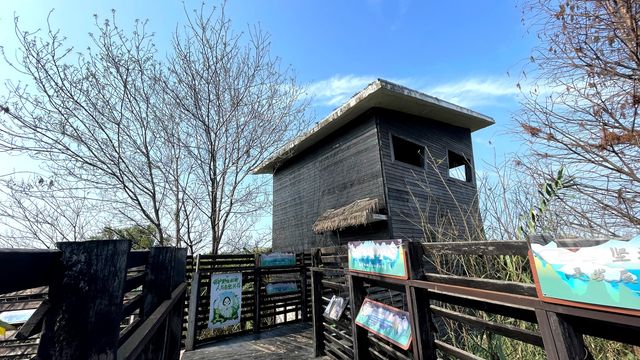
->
[[406, 154, 639, 359]]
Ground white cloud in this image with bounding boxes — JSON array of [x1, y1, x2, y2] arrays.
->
[[306, 74, 525, 110], [425, 77, 520, 108], [306, 75, 377, 106]]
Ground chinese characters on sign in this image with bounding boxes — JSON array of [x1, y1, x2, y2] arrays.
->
[[208, 273, 243, 329], [529, 235, 640, 314]]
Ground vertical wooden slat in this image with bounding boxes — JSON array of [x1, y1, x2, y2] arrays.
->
[[139, 247, 176, 359], [185, 255, 200, 351], [38, 240, 130, 360], [311, 269, 325, 357], [254, 255, 262, 333], [164, 248, 187, 360], [348, 274, 369, 360], [536, 309, 593, 360], [301, 261, 309, 322]]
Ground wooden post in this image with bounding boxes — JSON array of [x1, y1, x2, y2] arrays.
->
[[311, 268, 325, 357], [254, 255, 262, 333], [38, 240, 130, 360], [139, 247, 177, 359], [535, 309, 593, 360], [301, 260, 309, 322], [404, 241, 436, 359], [185, 255, 200, 351], [164, 247, 187, 360], [348, 274, 369, 360]]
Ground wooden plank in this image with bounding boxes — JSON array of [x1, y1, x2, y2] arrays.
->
[[165, 247, 187, 360], [427, 289, 538, 323], [535, 310, 593, 360], [123, 273, 146, 293], [409, 280, 540, 313], [301, 264, 309, 323], [311, 269, 325, 357], [117, 282, 187, 360], [38, 240, 130, 360], [347, 274, 369, 360], [434, 340, 485, 360], [254, 262, 262, 333], [126, 250, 149, 269], [139, 247, 176, 359], [421, 240, 528, 257], [431, 305, 543, 347], [121, 293, 143, 319], [185, 255, 200, 351], [0, 249, 59, 294], [408, 286, 436, 359], [14, 299, 49, 340], [424, 273, 537, 297]]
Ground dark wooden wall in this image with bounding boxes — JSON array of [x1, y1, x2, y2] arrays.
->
[[376, 108, 482, 241], [272, 112, 388, 252]]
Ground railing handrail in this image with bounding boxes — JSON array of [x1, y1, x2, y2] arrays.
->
[[117, 281, 187, 360]]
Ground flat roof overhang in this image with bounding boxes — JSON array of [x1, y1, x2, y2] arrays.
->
[[252, 79, 494, 175]]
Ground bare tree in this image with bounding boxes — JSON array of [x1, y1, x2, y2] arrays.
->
[[0, 11, 172, 244], [517, 0, 640, 231], [0, 175, 100, 248], [164, 4, 308, 254], [0, 5, 308, 253]]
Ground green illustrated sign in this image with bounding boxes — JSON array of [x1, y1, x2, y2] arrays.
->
[[265, 282, 298, 295], [530, 235, 640, 314], [260, 252, 296, 267], [208, 273, 242, 329], [348, 240, 407, 279], [355, 298, 412, 350]]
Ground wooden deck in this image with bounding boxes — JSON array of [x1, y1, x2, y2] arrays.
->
[[182, 323, 326, 360]]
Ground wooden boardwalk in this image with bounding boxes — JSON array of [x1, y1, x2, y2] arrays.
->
[[182, 323, 326, 360]]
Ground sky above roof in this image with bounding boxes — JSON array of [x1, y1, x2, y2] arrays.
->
[[0, 1, 538, 239], [0, 0, 536, 172]]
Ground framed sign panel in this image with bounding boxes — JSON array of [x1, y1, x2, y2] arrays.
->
[[354, 298, 412, 350], [260, 252, 296, 267], [528, 234, 640, 315], [208, 273, 243, 329], [348, 240, 408, 279]]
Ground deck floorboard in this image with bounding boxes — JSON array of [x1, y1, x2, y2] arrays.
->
[[183, 323, 328, 359]]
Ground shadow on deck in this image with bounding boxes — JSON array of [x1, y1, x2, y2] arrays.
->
[[182, 323, 326, 360]]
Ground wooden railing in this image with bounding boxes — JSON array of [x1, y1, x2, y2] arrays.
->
[[311, 239, 640, 360], [183, 252, 312, 350], [0, 240, 186, 360]]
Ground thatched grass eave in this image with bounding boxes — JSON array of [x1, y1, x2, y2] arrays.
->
[[312, 198, 387, 234]]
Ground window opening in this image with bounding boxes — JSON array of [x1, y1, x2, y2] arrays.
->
[[392, 135, 424, 168], [448, 150, 471, 182]]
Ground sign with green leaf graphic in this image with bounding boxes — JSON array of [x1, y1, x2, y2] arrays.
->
[[208, 273, 242, 329]]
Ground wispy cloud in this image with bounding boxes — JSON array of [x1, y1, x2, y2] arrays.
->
[[305, 75, 376, 107], [425, 77, 519, 108], [306, 74, 523, 110]]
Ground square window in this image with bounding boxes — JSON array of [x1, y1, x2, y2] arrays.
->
[[392, 135, 424, 168], [448, 150, 472, 182]]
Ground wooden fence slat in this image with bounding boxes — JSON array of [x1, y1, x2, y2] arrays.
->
[[117, 282, 187, 360], [311, 269, 325, 357], [38, 240, 130, 360], [0, 249, 59, 294], [185, 255, 200, 351], [165, 248, 187, 360], [431, 305, 543, 347]]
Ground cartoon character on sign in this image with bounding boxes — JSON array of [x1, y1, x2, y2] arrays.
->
[[211, 290, 240, 325]]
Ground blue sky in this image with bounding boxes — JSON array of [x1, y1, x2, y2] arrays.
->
[[0, 0, 536, 171], [0, 1, 537, 240]]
